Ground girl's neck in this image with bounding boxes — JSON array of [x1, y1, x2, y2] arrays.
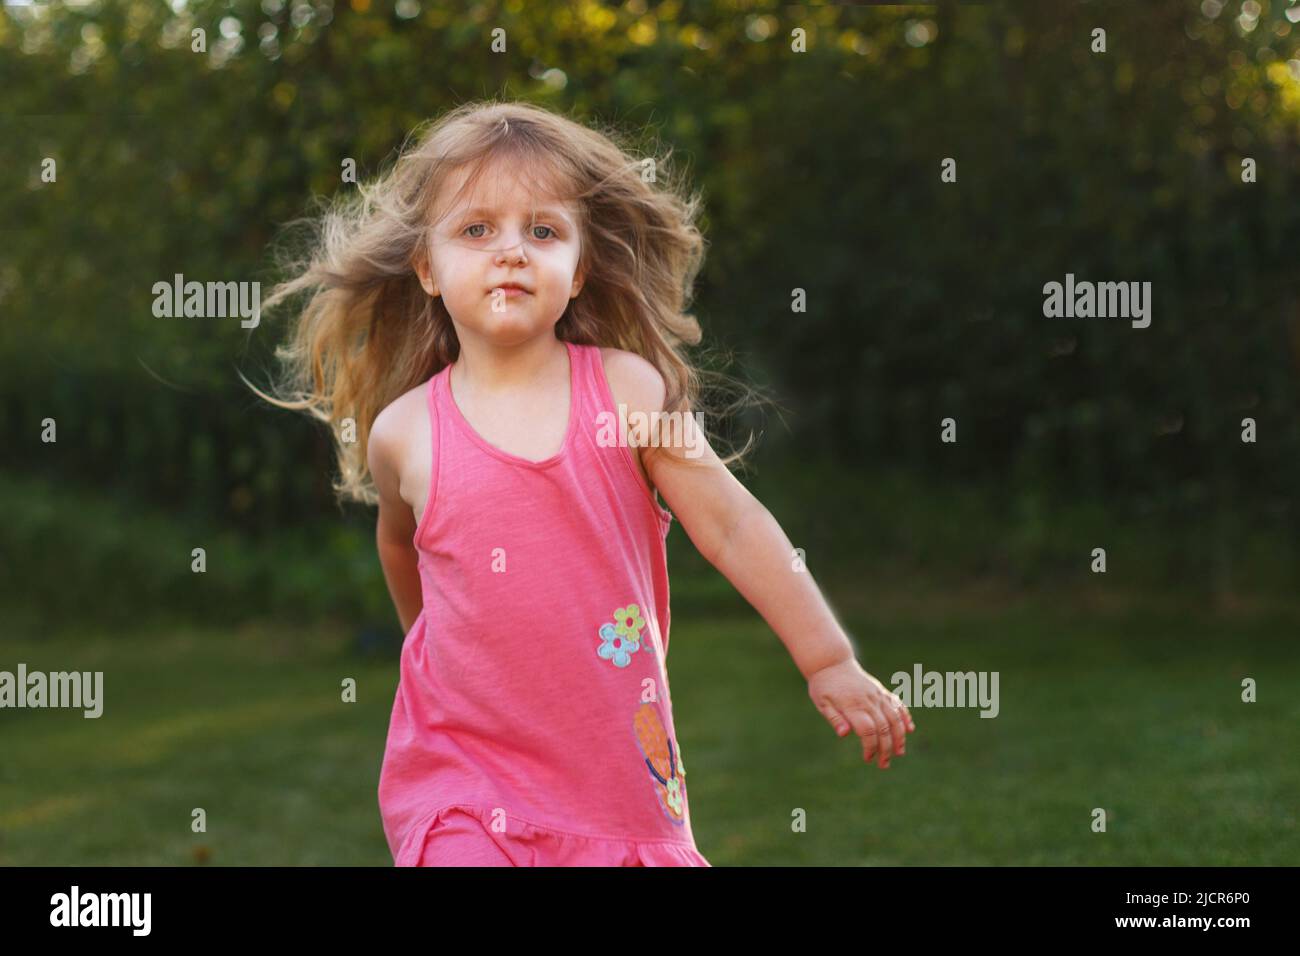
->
[[451, 333, 568, 395]]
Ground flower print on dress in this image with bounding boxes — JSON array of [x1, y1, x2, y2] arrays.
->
[[596, 602, 649, 668], [613, 604, 646, 643], [596, 622, 640, 668], [632, 701, 687, 825]]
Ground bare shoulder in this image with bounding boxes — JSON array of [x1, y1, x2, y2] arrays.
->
[[368, 379, 430, 490], [598, 346, 721, 475], [598, 347, 667, 416], [598, 347, 675, 493]]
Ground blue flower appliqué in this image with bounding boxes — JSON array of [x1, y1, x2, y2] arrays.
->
[[596, 622, 640, 668]]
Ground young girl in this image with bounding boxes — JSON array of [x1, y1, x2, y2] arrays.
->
[[254, 100, 915, 866]]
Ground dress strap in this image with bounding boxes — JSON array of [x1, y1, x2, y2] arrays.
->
[[578, 341, 674, 528], [412, 368, 443, 549]]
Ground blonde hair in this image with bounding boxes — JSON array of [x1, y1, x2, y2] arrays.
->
[[247, 98, 764, 506]]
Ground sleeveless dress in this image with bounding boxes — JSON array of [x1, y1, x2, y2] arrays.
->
[[377, 339, 711, 866]]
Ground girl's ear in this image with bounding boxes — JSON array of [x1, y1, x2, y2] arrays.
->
[[413, 247, 440, 297]]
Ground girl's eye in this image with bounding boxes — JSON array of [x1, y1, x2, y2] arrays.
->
[[461, 224, 557, 240]]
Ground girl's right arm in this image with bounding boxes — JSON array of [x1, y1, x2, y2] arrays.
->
[[368, 411, 424, 635]]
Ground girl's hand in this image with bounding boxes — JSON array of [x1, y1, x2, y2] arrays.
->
[[807, 657, 916, 769]]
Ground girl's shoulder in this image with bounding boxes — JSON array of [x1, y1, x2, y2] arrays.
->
[[371, 378, 432, 445], [368, 377, 434, 482], [597, 347, 667, 418], [596, 347, 669, 495]]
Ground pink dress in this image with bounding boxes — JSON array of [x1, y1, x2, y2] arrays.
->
[[377, 339, 711, 866]]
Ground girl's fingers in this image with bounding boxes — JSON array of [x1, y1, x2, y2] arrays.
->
[[871, 677, 916, 733], [882, 696, 908, 757], [858, 705, 893, 767], [815, 700, 851, 737], [844, 708, 880, 763], [870, 704, 894, 767], [817, 687, 916, 769]]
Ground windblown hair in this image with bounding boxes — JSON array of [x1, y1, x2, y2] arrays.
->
[[247, 98, 763, 506]]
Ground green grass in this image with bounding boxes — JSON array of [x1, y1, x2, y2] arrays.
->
[[3, 590, 1296, 865], [674, 596, 1300, 865], [0, 622, 396, 866]]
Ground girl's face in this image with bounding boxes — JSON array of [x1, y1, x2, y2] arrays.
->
[[416, 160, 584, 349]]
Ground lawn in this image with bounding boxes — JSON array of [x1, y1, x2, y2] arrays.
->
[[3, 583, 1296, 865]]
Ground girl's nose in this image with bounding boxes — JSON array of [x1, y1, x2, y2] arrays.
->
[[495, 240, 527, 263]]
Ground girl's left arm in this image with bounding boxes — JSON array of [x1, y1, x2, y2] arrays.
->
[[608, 351, 915, 768]]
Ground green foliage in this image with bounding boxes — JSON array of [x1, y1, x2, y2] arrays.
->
[[0, 472, 389, 632], [1, 0, 1297, 575]]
